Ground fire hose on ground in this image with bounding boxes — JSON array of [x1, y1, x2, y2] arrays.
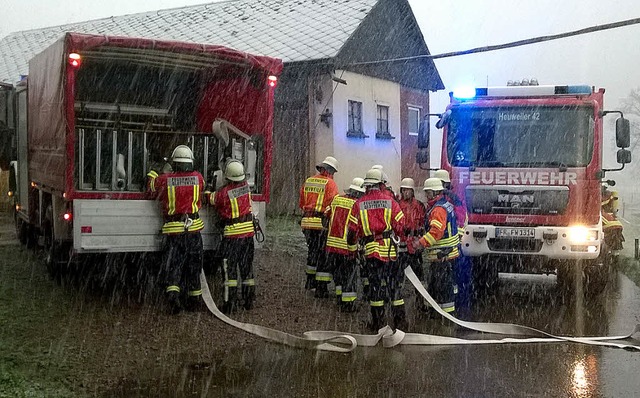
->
[[199, 267, 640, 352]]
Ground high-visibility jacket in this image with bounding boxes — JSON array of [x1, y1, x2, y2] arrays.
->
[[325, 193, 358, 256], [602, 211, 623, 230], [147, 170, 205, 234], [444, 189, 468, 236], [348, 188, 405, 262], [398, 197, 426, 254], [209, 181, 255, 239], [419, 194, 460, 261], [299, 171, 338, 230]]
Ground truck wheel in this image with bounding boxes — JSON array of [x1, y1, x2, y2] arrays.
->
[[584, 260, 611, 298], [472, 257, 499, 297], [15, 217, 28, 245]]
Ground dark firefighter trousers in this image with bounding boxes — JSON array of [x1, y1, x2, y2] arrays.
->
[[426, 258, 456, 314], [302, 229, 327, 286], [325, 252, 358, 306], [163, 232, 203, 299], [365, 258, 406, 330], [222, 236, 256, 309]]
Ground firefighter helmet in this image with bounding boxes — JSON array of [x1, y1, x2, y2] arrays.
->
[[423, 177, 444, 191], [225, 160, 246, 182], [434, 169, 451, 183], [170, 145, 194, 163], [316, 156, 339, 173], [363, 168, 383, 185], [371, 165, 389, 183], [349, 177, 366, 193], [400, 178, 415, 189]]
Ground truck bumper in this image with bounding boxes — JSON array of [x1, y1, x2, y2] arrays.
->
[[461, 224, 602, 260]]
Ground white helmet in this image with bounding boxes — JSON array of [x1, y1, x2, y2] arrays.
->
[[348, 177, 366, 193], [371, 164, 389, 183], [363, 168, 383, 185], [423, 177, 444, 191], [400, 178, 415, 189], [316, 156, 339, 173], [171, 145, 194, 163], [225, 160, 246, 182], [434, 169, 451, 183]]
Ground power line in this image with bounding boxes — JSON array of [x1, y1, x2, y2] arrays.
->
[[345, 16, 640, 66]]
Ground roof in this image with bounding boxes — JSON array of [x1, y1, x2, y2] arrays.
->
[[0, 0, 380, 84]]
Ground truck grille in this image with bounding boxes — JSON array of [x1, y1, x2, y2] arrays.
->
[[466, 185, 569, 215], [487, 238, 543, 252]]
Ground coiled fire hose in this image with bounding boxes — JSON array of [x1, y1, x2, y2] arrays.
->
[[199, 267, 640, 352]]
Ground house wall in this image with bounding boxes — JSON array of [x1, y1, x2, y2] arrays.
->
[[317, 70, 403, 193], [269, 70, 311, 215], [400, 86, 431, 186]]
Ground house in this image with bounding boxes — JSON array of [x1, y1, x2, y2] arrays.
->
[[0, 0, 443, 213]]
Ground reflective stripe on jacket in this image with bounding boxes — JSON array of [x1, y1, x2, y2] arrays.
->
[[210, 181, 255, 239], [148, 170, 205, 234], [299, 172, 338, 230], [420, 195, 459, 261], [325, 194, 358, 255], [349, 188, 404, 262]]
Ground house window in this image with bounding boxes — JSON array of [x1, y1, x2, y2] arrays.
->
[[347, 100, 367, 138], [408, 106, 421, 136], [376, 105, 394, 139]]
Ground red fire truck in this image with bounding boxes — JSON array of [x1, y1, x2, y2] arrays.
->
[[418, 82, 631, 294], [1, 33, 282, 278]]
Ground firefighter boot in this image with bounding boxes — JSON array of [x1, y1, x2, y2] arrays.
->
[[368, 306, 386, 332], [167, 291, 182, 315], [222, 287, 238, 314], [242, 285, 255, 310], [185, 295, 207, 312], [305, 275, 317, 290], [392, 305, 408, 332], [314, 281, 329, 298]]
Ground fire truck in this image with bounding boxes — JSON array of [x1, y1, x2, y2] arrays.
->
[[417, 82, 631, 294], [0, 33, 282, 278]]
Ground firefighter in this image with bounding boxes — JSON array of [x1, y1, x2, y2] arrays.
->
[[147, 145, 205, 314], [434, 169, 470, 315], [208, 160, 256, 313], [348, 168, 406, 332], [372, 164, 396, 200], [299, 156, 339, 290], [601, 184, 625, 253], [413, 177, 460, 316], [321, 177, 365, 309], [397, 178, 427, 281]]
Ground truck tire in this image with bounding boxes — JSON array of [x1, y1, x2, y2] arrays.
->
[[556, 258, 611, 298], [15, 217, 28, 245], [471, 256, 499, 297]]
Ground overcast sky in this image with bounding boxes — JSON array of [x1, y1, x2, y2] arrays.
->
[[2, 0, 639, 170]]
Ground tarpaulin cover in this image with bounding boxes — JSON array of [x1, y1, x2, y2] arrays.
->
[[27, 32, 283, 196]]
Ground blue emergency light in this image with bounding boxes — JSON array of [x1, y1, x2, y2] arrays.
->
[[452, 84, 593, 100]]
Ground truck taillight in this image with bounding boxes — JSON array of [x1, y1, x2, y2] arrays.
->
[[63, 212, 72, 222], [268, 75, 277, 88], [68, 53, 82, 68]]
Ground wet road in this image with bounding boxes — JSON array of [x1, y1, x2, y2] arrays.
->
[[116, 270, 640, 397]]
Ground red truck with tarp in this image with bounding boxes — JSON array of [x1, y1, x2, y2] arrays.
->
[[2, 32, 282, 277], [418, 82, 631, 294]]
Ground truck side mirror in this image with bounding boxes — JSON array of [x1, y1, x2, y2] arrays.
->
[[416, 148, 429, 165], [617, 148, 631, 164], [417, 116, 429, 149], [435, 110, 451, 129], [616, 117, 630, 148]]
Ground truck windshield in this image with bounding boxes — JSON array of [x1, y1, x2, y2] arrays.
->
[[446, 105, 594, 168]]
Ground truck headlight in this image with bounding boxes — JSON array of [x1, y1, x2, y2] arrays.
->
[[567, 226, 599, 244]]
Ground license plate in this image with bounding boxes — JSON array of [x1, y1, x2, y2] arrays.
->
[[495, 227, 535, 238]]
